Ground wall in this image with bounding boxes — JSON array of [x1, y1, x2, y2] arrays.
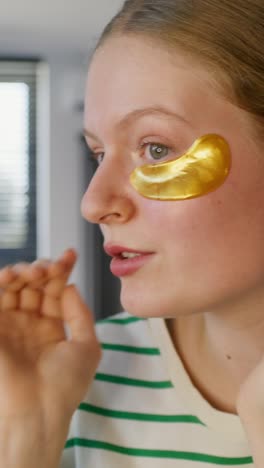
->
[[0, 0, 125, 318], [0, 42, 123, 318], [37, 53, 97, 310]]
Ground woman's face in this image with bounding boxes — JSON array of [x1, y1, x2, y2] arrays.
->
[[82, 36, 264, 318]]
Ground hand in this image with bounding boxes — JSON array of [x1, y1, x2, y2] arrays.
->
[[0, 250, 101, 467]]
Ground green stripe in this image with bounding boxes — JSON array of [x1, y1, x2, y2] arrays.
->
[[78, 402, 204, 425], [101, 343, 160, 355], [95, 372, 173, 388], [98, 316, 145, 325], [65, 438, 253, 465]]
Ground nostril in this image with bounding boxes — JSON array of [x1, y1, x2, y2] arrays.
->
[[99, 212, 122, 223]]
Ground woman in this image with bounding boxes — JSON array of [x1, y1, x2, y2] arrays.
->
[[0, 1, 263, 466]]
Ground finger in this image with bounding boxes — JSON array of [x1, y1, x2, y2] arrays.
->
[[1, 250, 77, 295], [28, 259, 53, 288], [4, 276, 27, 292], [61, 285, 97, 343], [53, 249, 77, 279], [41, 248, 77, 277], [8, 263, 45, 291], [30, 249, 77, 288], [43, 250, 78, 297], [57, 248, 78, 268], [41, 295, 62, 318], [24, 258, 68, 289], [0, 291, 18, 311], [46, 261, 66, 278], [27, 259, 63, 289], [0, 266, 18, 288], [43, 275, 68, 298], [32, 258, 66, 276], [31, 255, 73, 286], [20, 287, 42, 313]]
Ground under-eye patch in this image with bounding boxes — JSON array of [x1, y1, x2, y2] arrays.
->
[[130, 134, 231, 201]]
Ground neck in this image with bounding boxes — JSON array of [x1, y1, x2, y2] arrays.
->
[[167, 288, 264, 414]]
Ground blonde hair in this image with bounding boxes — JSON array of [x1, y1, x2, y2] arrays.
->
[[96, 0, 264, 136]]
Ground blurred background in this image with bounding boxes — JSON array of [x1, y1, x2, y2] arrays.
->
[[0, 0, 124, 320]]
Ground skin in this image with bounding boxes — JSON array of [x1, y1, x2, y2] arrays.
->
[[82, 36, 264, 416], [0, 33, 263, 467], [0, 249, 101, 467]]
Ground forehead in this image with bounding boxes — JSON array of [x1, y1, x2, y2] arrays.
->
[[84, 36, 253, 144], [84, 36, 218, 124]]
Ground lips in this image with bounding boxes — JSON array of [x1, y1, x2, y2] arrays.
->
[[104, 244, 154, 277], [104, 244, 152, 258]]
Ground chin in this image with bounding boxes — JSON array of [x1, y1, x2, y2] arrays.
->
[[120, 280, 214, 319], [120, 288, 181, 319], [120, 289, 156, 318]]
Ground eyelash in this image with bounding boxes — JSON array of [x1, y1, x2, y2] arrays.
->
[[138, 141, 173, 162], [87, 140, 174, 165], [87, 148, 104, 165]]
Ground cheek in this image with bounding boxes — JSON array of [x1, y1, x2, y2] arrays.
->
[[140, 197, 216, 243], [140, 176, 261, 262]]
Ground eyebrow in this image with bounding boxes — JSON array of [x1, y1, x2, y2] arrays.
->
[[83, 105, 190, 141]]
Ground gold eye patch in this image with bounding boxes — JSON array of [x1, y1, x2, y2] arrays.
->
[[130, 134, 231, 201]]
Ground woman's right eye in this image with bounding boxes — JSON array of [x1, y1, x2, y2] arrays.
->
[[88, 149, 104, 165], [145, 143, 170, 161], [94, 153, 104, 165]]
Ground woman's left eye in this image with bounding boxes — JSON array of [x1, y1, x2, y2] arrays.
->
[[143, 143, 171, 161]]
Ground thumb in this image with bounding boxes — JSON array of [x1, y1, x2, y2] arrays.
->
[[61, 285, 97, 344]]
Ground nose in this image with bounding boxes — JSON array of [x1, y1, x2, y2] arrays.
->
[[81, 157, 136, 225]]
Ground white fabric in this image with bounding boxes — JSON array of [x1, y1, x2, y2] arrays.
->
[[60, 311, 253, 467]]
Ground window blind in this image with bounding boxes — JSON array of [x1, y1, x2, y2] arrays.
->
[[0, 61, 37, 267]]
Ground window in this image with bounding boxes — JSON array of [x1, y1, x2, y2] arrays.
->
[[0, 61, 38, 267]]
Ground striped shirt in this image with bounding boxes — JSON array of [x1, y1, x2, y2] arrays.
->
[[60, 311, 253, 467]]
